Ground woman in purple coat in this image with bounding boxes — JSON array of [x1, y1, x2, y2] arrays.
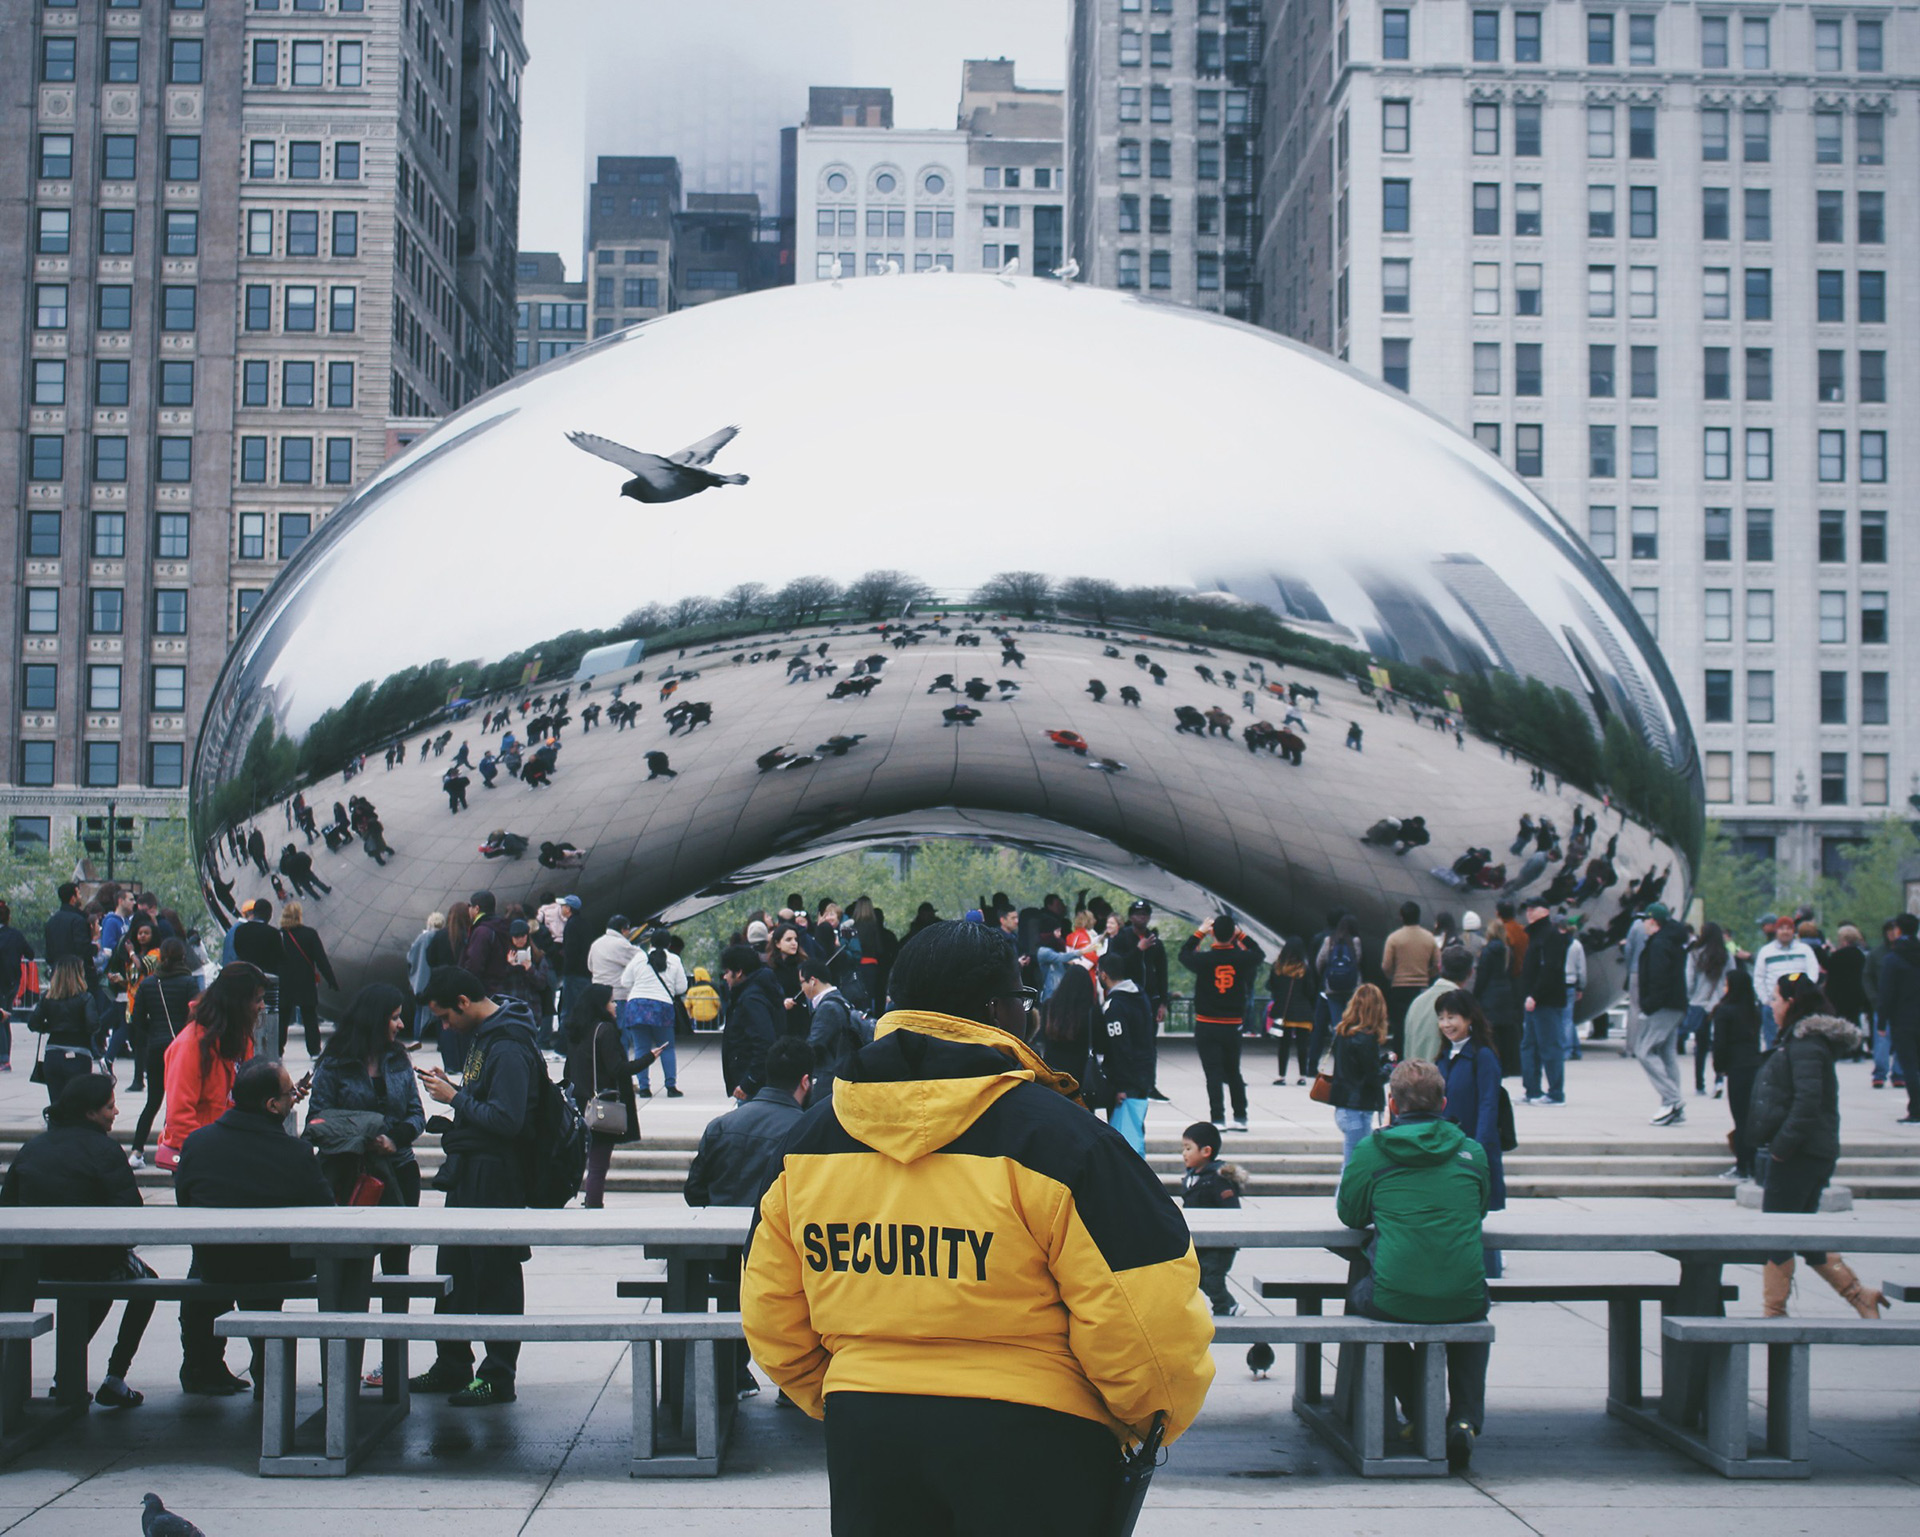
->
[[1435, 987, 1507, 1276]]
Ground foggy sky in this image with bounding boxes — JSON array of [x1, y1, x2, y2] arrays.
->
[[519, 1, 1066, 276]]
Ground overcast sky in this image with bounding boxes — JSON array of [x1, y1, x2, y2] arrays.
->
[[519, 0, 1066, 275]]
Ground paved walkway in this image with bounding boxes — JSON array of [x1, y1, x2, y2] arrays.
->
[[4, 1020, 1917, 1534]]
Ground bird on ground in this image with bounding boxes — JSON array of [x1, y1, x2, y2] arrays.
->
[[1051, 257, 1080, 282], [566, 426, 749, 504], [1245, 1343, 1274, 1379], [142, 1494, 208, 1537]]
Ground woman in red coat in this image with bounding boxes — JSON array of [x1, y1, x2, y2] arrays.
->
[[159, 963, 266, 1163]]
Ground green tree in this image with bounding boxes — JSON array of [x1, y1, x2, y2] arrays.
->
[[1691, 819, 1777, 933], [974, 572, 1053, 618], [1795, 817, 1920, 931]]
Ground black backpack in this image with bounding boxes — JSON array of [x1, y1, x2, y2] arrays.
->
[[526, 1062, 587, 1208]]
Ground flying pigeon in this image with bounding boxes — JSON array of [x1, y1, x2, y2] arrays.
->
[[1051, 257, 1080, 281], [142, 1494, 208, 1537], [566, 426, 749, 504]]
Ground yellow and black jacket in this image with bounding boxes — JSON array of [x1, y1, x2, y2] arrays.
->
[[741, 1010, 1215, 1444]]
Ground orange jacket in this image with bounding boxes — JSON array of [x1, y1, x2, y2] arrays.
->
[[160, 1024, 252, 1151]]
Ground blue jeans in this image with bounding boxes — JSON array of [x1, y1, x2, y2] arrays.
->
[[1871, 1014, 1900, 1081], [1521, 1005, 1568, 1101], [620, 997, 675, 1091], [1107, 1095, 1148, 1154], [1335, 1106, 1374, 1165]]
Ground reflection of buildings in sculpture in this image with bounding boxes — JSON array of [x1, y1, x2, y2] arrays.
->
[[1268, 574, 1334, 627], [1354, 574, 1487, 678], [1432, 555, 1597, 730], [1563, 590, 1683, 772]]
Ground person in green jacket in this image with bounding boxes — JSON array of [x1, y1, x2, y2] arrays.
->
[[1335, 1057, 1492, 1473]]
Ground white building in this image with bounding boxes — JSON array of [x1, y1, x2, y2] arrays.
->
[[1256, 0, 1916, 880]]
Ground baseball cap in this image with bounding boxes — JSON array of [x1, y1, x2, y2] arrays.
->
[[1643, 902, 1671, 922], [1128, 900, 1153, 915], [562, 895, 581, 909], [508, 919, 530, 938], [1757, 913, 1779, 929]]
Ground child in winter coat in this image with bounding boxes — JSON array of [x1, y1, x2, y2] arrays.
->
[[1181, 1121, 1244, 1315]]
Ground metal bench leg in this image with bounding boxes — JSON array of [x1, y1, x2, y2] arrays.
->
[[1701, 1341, 1748, 1467], [53, 1297, 91, 1408], [1765, 1342, 1808, 1464], [262, 1338, 296, 1461], [1607, 1296, 1643, 1407], [1417, 1344, 1446, 1464]]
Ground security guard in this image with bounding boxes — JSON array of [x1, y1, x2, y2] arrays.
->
[[742, 920, 1214, 1534]]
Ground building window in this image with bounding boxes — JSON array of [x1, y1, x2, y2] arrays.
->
[[1472, 103, 1499, 156], [1117, 195, 1139, 233], [1589, 344, 1616, 398], [1472, 262, 1499, 315], [1859, 509, 1887, 565], [97, 286, 133, 331], [38, 132, 74, 179], [240, 437, 268, 483], [22, 664, 57, 713], [1818, 590, 1846, 644], [1632, 262, 1659, 322], [42, 36, 77, 83], [1515, 104, 1541, 157], [1744, 508, 1774, 563], [167, 134, 200, 181], [1703, 675, 1733, 726], [1474, 424, 1501, 457], [1818, 430, 1846, 483], [1148, 251, 1172, 290], [1861, 591, 1888, 644], [1473, 342, 1501, 395], [1514, 183, 1541, 233], [1859, 271, 1885, 324], [99, 208, 135, 256], [27, 511, 60, 557], [30, 436, 64, 481], [25, 589, 59, 634], [290, 38, 323, 87], [155, 513, 189, 559], [1742, 347, 1770, 402], [1119, 28, 1142, 66], [1817, 509, 1846, 564], [1472, 183, 1499, 235], [280, 437, 313, 484], [1383, 258, 1411, 313], [93, 437, 128, 484], [284, 285, 316, 331], [1473, 10, 1500, 61], [1628, 106, 1656, 159], [1117, 139, 1140, 177], [1151, 139, 1173, 177], [1382, 179, 1410, 232], [1382, 338, 1410, 391], [332, 210, 358, 256], [90, 588, 123, 635], [1382, 100, 1410, 154], [102, 136, 138, 181], [165, 211, 198, 256], [1195, 140, 1218, 179], [82, 743, 119, 789], [1630, 345, 1658, 399], [19, 744, 55, 789], [156, 438, 191, 483], [1743, 17, 1770, 69], [1629, 504, 1658, 557], [1743, 108, 1769, 162], [1515, 11, 1541, 61], [1589, 12, 1615, 65], [326, 437, 352, 484], [1702, 347, 1730, 400], [289, 141, 322, 179], [1742, 588, 1773, 643], [1859, 350, 1886, 404], [1704, 588, 1732, 641], [147, 743, 184, 790], [1701, 109, 1729, 162], [1590, 425, 1618, 478], [1820, 669, 1848, 725], [153, 590, 187, 635], [34, 208, 70, 256], [1588, 506, 1617, 558], [338, 39, 363, 87], [34, 284, 68, 330], [1860, 431, 1886, 483], [1588, 185, 1615, 239], [1630, 428, 1658, 479], [1858, 192, 1885, 245], [1814, 189, 1843, 244], [1117, 250, 1140, 288], [1820, 753, 1846, 807], [1814, 111, 1843, 165], [161, 286, 196, 331], [87, 664, 122, 714], [1382, 9, 1409, 59], [150, 665, 188, 714], [1515, 263, 1542, 316], [1744, 428, 1771, 481], [1515, 424, 1542, 476], [1857, 112, 1884, 165], [1862, 672, 1889, 726], [1588, 105, 1615, 158], [1703, 427, 1731, 480], [1514, 342, 1542, 396], [239, 513, 266, 561], [1629, 185, 1656, 238], [1588, 265, 1615, 318], [1631, 587, 1659, 636], [279, 512, 312, 560]]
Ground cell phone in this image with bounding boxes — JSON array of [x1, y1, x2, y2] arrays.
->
[[296, 1071, 313, 1091]]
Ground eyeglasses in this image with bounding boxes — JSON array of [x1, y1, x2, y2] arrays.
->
[[993, 987, 1039, 1013]]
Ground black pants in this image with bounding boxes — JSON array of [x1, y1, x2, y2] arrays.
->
[[131, 1039, 168, 1152], [182, 1248, 310, 1379], [1348, 1275, 1489, 1434], [434, 1152, 528, 1387], [54, 1254, 156, 1393], [1724, 1062, 1757, 1176], [1763, 1153, 1839, 1265], [1891, 1022, 1920, 1118], [1194, 1021, 1247, 1121], [1274, 1026, 1312, 1078], [41, 1043, 96, 1107], [824, 1392, 1119, 1537]]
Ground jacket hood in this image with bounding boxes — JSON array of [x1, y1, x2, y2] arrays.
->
[[1890, 937, 1920, 967], [1791, 1012, 1863, 1052], [1371, 1114, 1474, 1167], [832, 1010, 1080, 1165], [475, 994, 540, 1044]]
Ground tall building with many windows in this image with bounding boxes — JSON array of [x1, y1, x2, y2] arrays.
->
[[1254, 1, 1914, 877], [1067, 0, 1263, 317], [4, 0, 525, 856], [510, 250, 586, 371]]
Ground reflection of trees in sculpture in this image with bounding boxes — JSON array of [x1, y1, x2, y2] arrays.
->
[[199, 561, 1698, 861]]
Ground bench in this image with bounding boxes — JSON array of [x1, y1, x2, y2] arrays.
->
[[1622, 1316, 1920, 1479], [1882, 1280, 1913, 1304], [1257, 1278, 1738, 1408], [37, 1275, 451, 1411], [615, 1277, 671, 1301], [217, 1310, 745, 1478], [0, 1315, 58, 1464], [1212, 1315, 1496, 1477]]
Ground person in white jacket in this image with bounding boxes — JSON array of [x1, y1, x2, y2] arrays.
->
[[587, 917, 638, 1002], [618, 931, 688, 1097]]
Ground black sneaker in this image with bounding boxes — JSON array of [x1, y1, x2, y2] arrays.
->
[[448, 1376, 515, 1407], [408, 1363, 472, 1394], [665, 1087, 685, 1098], [94, 1376, 143, 1409], [636, 1087, 653, 1099], [180, 1365, 250, 1397], [1148, 1088, 1170, 1101], [1446, 1419, 1475, 1473]]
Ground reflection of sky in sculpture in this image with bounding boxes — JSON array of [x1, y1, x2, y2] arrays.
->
[[230, 276, 1684, 754]]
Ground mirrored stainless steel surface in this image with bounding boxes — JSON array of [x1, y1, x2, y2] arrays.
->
[[193, 277, 1698, 1009]]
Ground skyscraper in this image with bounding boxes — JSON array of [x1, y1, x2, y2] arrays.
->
[[4, 0, 525, 855], [1255, 2, 1914, 877]]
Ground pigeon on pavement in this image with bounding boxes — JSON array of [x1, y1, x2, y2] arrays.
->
[[142, 1493, 208, 1537], [566, 426, 749, 504]]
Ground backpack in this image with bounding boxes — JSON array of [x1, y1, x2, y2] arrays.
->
[[1322, 940, 1359, 999], [526, 1064, 588, 1208]]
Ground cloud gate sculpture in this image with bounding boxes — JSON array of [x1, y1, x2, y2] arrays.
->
[[193, 276, 1698, 1012]]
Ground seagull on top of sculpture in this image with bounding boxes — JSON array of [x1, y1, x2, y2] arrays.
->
[[566, 426, 749, 504], [1051, 257, 1080, 282]]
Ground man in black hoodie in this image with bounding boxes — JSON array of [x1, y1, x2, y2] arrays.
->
[[1177, 918, 1265, 1132], [175, 1059, 333, 1394], [1633, 903, 1690, 1125], [721, 943, 784, 1101], [1518, 901, 1572, 1106], [1880, 913, 1920, 1124], [414, 965, 543, 1406]]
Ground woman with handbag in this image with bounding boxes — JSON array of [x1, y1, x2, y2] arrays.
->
[[28, 956, 97, 1106], [1266, 940, 1318, 1084], [278, 901, 339, 1058], [158, 963, 264, 1169], [309, 983, 424, 1209], [563, 984, 654, 1208], [1749, 975, 1884, 1318], [127, 940, 201, 1169], [1327, 984, 1391, 1166]]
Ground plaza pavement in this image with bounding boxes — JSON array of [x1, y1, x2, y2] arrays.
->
[[2, 1025, 1916, 1535]]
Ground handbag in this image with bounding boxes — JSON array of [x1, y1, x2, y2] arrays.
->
[[348, 1171, 387, 1206], [583, 1021, 631, 1138], [156, 1142, 180, 1172], [1309, 1072, 1334, 1104]]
